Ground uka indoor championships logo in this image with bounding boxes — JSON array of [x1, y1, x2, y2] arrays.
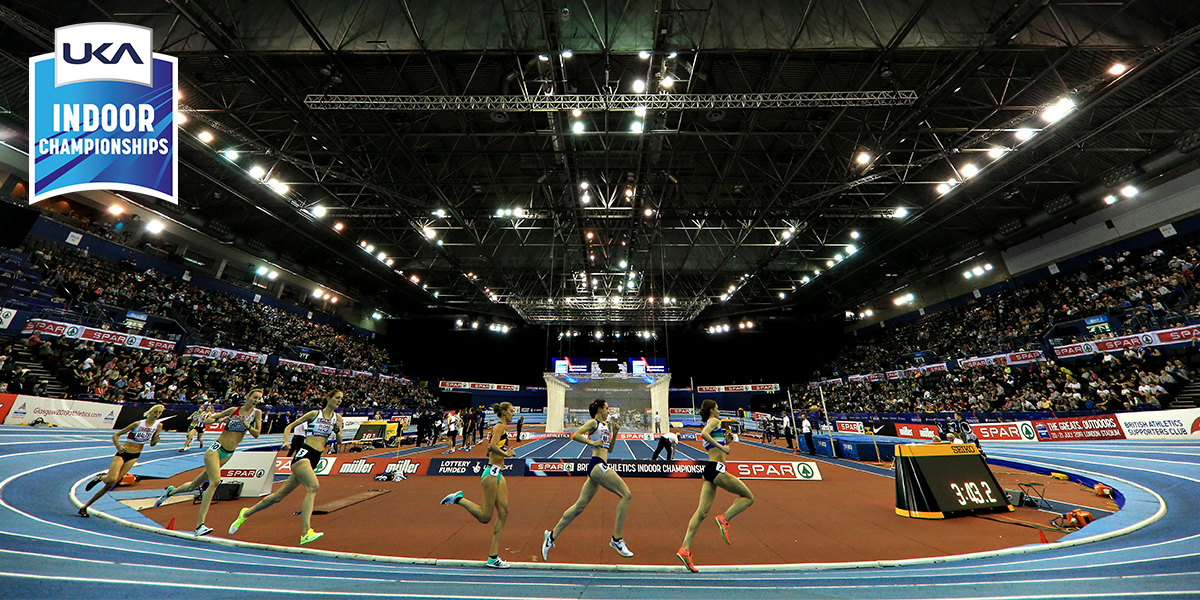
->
[[29, 23, 177, 203]]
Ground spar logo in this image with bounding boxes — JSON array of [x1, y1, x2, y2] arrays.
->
[[221, 469, 265, 478], [66, 326, 80, 338], [1021, 423, 1036, 440], [1192, 417, 1200, 435], [798, 464, 815, 479]]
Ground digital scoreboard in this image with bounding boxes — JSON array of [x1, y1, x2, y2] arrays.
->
[[894, 443, 1013, 519]]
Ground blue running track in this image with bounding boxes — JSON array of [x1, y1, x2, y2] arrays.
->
[[1, 426, 1198, 599]]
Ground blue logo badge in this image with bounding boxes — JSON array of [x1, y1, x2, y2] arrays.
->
[[29, 23, 177, 203]]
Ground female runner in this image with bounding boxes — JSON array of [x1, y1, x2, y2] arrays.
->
[[178, 403, 213, 452], [676, 399, 755, 572], [440, 402, 515, 568], [541, 398, 633, 561], [228, 389, 343, 545], [79, 404, 164, 517], [152, 390, 263, 536]]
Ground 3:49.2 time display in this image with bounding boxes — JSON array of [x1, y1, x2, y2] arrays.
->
[[950, 481, 997, 505]]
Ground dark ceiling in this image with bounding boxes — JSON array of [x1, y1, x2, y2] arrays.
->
[[3, 0, 1200, 329]]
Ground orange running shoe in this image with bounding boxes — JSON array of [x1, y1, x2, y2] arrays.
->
[[715, 515, 732, 544], [676, 548, 698, 573]]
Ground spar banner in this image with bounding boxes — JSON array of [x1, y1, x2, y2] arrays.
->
[[0, 308, 17, 331], [696, 384, 780, 393], [439, 380, 521, 392], [867, 373, 885, 382], [2, 395, 118, 428], [274, 455, 338, 476], [184, 345, 268, 365], [218, 451, 276, 497], [22, 318, 175, 353], [836, 420, 865, 434], [277, 358, 320, 371], [1115, 409, 1200, 440], [1054, 324, 1200, 358], [886, 370, 902, 380], [972, 421, 1039, 442], [29, 23, 177, 203], [922, 363, 949, 374], [1032, 414, 1125, 441], [728, 461, 823, 481], [847, 375, 867, 383]]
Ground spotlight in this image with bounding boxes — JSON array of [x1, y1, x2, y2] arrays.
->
[[1109, 63, 1127, 75], [322, 293, 330, 299], [625, 188, 634, 197], [198, 131, 213, 143], [385, 259, 394, 266], [222, 150, 239, 161], [256, 266, 269, 276], [850, 230, 859, 239], [330, 297, 337, 304], [146, 220, 165, 234], [893, 207, 909, 219], [988, 147, 1006, 158], [826, 260, 834, 267], [249, 166, 266, 179], [1042, 97, 1075, 123], [801, 276, 810, 284], [572, 121, 585, 134], [619, 260, 628, 269], [581, 192, 590, 204], [739, 322, 745, 329], [1120, 185, 1138, 198], [722, 324, 730, 331], [561, 49, 573, 58], [961, 164, 979, 178], [963, 271, 973, 279], [1015, 128, 1036, 141], [632, 79, 646, 93], [846, 245, 857, 255], [434, 209, 446, 218], [639, 50, 651, 59], [781, 230, 792, 240], [365, 245, 375, 253], [856, 152, 871, 164], [865, 309, 873, 317], [984, 263, 993, 271], [937, 183, 951, 195], [668, 51, 678, 58], [779, 292, 786, 299], [334, 222, 344, 231], [972, 266, 984, 276], [108, 205, 123, 215], [372, 312, 382, 320], [634, 106, 647, 117], [586, 231, 594, 240], [538, 54, 549, 61], [661, 75, 675, 87], [579, 181, 589, 190], [313, 289, 323, 297], [310, 206, 327, 217], [177, 113, 187, 124], [471, 321, 479, 329], [267, 271, 278, 280], [644, 208, 653, 217], [1103, 195, 1117, 205], [630, 121, 644, 134]]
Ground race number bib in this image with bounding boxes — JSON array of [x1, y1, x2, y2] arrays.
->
[[715, 462, 727, 475], [294, 448, 309, 460]]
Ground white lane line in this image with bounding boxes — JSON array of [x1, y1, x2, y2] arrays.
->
[[588, 571, 1200, 591], [0, 573, 584, 599]]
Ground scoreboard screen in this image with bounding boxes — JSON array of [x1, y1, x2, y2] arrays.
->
[[895, 443, 1012, 518]]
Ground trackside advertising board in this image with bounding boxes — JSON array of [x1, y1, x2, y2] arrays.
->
[[1115, 408, 1200, 440], [1032, 415, 1125, 441], [2, 395, 118, 428], [274, 455, 338, 476], [218, 451, 276, 497], [971, 421, 1039, 442]]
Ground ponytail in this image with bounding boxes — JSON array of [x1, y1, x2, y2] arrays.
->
[[144, 404, 165, 418], [492, 402, 513, 416]]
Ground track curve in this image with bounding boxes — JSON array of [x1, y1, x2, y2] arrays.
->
[[2, 426, 1199, 599]]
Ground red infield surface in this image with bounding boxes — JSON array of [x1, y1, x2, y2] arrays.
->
[[139, 436, 1114, 566]]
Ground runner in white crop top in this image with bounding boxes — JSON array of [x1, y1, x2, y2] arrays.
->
[[80, 405, 163, 518]]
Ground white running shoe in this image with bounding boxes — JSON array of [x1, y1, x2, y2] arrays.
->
[[609, 537, 634, 557], [541, 530, 555, 561], [195, 524, 214, 537], [485, 556, 510, 569], [440, 491, 463, 505], [153, 486, 174, 508]]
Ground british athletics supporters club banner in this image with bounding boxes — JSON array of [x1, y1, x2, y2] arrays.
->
[[30, 23, 177, 203]]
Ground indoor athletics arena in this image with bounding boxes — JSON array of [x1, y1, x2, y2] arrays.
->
[[1, 1, 1200, 599]]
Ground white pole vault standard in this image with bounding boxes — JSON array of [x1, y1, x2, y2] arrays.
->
[[818, 386, 835, 457]]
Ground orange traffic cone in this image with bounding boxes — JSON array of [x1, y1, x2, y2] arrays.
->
[[1038, 529, 1049, 544], [167, 517, 175, 531]]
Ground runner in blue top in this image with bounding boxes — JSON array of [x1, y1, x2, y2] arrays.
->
[[676, 399, 754, 572], [441, 401, 516, 568], [541, 398, 635, 561]]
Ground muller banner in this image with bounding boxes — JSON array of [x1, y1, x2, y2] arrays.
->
[[29, 23, 177, 203]]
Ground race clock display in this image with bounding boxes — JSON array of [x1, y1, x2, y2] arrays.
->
[[894, 443, 1013, 519]]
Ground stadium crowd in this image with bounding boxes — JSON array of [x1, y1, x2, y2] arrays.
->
[[810, 231, 1200, 414]]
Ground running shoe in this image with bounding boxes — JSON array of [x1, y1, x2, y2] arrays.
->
[[541, 530, 555, 561], [300, 529, 324, 545], [153, 486, 174, 508], [178, 448, 186, 453], [715, 515, 732, 544], [84, 475, 102, 492], [440, 491, 463, 505], [228, 508, 249, 535], [676, 548, 698, 572], [485, 556, 510, 569], [609, 537, 633, 557], [77, 506, 88, 518], [195, 524, 214, 537]]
